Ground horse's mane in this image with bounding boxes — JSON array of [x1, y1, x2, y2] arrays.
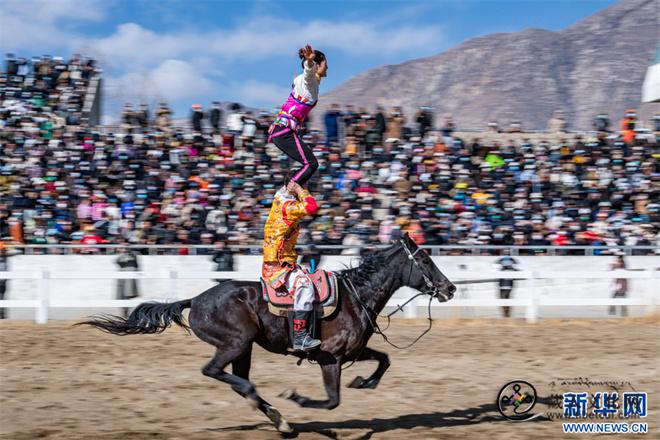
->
[[337, 244, 399, 292]]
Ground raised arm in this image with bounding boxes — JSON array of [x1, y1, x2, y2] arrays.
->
[[299, 44, 318, 85], [284, 181, 318, 222]]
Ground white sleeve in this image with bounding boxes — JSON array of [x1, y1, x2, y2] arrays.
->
[[303, 59, 317, 84]]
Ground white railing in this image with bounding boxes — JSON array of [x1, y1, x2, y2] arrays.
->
[[0, 269, 657, 324], [5, 244, 659, 256]]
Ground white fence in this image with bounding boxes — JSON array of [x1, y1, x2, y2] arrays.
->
[[1, 268, 657, 324], [8, 244, 660, 256]]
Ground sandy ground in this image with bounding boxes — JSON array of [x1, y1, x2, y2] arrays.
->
[[0, 317, 658, 440]]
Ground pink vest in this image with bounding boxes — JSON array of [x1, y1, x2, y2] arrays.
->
[[273, 85, 317, 131]]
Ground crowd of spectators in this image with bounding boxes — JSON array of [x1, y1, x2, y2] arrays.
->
[[1, 57, 658, 255], [2, 54, 98, 127]]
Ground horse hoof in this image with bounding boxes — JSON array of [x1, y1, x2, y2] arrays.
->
[[266, 405, 294, 435], [347, 376, 365, 388], [278, 420, 294, 435], [278, 388, 296, 400]]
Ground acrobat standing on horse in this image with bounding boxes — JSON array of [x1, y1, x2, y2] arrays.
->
[[79, 44, 460, 436], [268, 44, 327, 187], [261, 44, 327, 352]]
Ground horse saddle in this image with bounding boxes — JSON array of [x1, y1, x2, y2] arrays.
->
[[261, 269, 339, 318]]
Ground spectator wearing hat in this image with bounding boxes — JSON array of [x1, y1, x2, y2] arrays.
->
[[374, 106, 387, 144], [416, 107, 434, 139], [386, 107, 405, 141], [137, 103, 150, 132], [191, 104, 204, 133], [594, 113, 610, 133], [226, 103, 244, 137], [121, 103, 135, 132], [209, 102, 222, 134], [155, 102, 172, 131], [620, 109, 636, 144], [441, 116, 455, 144]]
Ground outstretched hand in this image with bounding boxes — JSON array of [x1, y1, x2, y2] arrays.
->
[[300, 44, 315, 61]]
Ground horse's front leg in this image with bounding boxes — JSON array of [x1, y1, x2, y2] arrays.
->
[[347, 347, 390, 389], [281, 355, 341, 410]]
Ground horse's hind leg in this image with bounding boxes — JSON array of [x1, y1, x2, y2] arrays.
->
[[347, 347, 390, 389], [203, 348, 293, 434]]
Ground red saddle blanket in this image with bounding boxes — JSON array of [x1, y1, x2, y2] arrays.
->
[[262, 270, 337, 308]]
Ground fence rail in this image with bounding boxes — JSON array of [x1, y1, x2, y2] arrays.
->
[[5, 244, 659, 256], [0, 269, 657, 324]]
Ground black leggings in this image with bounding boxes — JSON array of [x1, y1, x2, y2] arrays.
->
[[269, 126, 318, 186]]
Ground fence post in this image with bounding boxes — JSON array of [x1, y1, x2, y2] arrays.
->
[[37, 269, 50, 324], [169, 268, 179, 299], [525, 271, 539, 324]]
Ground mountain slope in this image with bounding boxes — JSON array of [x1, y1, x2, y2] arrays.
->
[[318, 0, 659, 130]]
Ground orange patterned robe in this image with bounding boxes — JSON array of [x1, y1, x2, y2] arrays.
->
[[262, 188, 318, 288]]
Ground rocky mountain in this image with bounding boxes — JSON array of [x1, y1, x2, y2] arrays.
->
[[317, 0, 659, 131]]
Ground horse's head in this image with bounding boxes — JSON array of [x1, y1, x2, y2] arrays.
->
[[396, 233, 455, 302]]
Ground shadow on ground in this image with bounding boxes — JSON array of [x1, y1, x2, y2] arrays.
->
[[208, 402, 550, 439]]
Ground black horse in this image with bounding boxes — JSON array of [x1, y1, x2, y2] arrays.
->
[[80, 233, 456, 434]]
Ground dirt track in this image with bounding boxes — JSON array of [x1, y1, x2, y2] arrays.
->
[[1, 317, 658, 439]]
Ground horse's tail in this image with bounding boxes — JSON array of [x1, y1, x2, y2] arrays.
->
[[76, 299, 192, 335]]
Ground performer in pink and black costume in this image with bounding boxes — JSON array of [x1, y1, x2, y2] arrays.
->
[[268, 44, 328, 187]]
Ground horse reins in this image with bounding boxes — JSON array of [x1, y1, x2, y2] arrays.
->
[[342, 240, 442, 351], [343, 276, 435, 352]]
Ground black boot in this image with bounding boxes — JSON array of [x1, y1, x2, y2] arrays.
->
[[292, 311, 321, 352]]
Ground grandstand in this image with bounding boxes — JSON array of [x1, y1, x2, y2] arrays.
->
[[0, 55, 658, 254], [1, 54, 102, 126]]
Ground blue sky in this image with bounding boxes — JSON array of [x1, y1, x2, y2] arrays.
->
[[1, 0, 617, 121]]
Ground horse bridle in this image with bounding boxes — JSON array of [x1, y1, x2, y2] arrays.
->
[[398, 239, 450, 302], [340, 240, 448, 353]]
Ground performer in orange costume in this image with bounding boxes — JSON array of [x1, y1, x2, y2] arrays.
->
[[262, 180, 320, 351]]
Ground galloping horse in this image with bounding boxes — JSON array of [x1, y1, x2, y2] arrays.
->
[[80, 233, 456, 434]]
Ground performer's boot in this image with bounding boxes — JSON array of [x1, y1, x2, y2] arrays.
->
[[292, 310, 321, 352]]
